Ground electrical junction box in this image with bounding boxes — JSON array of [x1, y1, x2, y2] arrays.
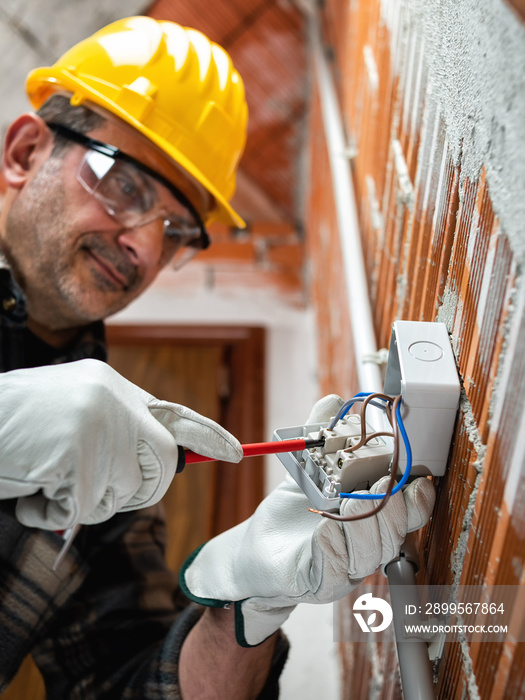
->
[[273, 320, 460, 511], [383, 320, 460, 477], [274, 416, 393, 512]]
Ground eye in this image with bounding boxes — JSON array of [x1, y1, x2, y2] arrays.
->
[[99, 162, 154, 214], [117, 176, 138, 198], [111, 174, 140, 204]]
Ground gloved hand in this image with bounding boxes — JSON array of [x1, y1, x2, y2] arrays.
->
[[0, 359, 242, 530], [180, 395, 436, 647]]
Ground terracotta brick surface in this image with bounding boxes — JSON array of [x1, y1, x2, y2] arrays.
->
[[436, 640, 470, 700], [197, 241, 258, 264], [264, 242, 303, 270], [422, 156, 459, 324], [309, 1, 524, 698], [420, 413, 480, 586], [306, 89, 359, 398]]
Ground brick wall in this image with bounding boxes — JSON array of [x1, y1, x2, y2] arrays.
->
[[305, 0, 525, 697]]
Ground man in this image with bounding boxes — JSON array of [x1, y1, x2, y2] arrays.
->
[[0, 16, 435, 699]]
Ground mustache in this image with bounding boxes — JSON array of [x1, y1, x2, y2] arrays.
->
[[82, 236, 141, 291]]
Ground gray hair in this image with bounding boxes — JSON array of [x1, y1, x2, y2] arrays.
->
[[37, 94, 105, 155]]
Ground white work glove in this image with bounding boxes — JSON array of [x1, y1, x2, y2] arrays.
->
[[180, 395, 435, 647], [0, 359, 242, 530]]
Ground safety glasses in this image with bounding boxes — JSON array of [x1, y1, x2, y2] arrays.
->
[[47, 123, 210, 269]]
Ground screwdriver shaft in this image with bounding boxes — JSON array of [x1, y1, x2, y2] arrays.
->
[[184, 437, 324, 464]]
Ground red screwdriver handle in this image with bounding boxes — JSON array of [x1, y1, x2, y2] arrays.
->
[[184, 437, 317, 465]]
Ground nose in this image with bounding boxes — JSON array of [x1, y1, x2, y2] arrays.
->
[[116, 219, 166, 269]]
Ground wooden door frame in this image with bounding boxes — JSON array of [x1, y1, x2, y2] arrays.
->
[[106, 324, 266, 533]]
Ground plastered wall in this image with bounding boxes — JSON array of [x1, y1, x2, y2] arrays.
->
[[306, 0, 525, 697]]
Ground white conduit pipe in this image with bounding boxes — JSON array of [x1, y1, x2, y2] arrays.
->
[[310, 11, 436, 700], [310, 12, 382, 395]]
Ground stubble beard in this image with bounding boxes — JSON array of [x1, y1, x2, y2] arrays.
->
[[5, 158, 143, 329]]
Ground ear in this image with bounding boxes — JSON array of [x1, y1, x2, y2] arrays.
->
[[2, 114, 54, 190]]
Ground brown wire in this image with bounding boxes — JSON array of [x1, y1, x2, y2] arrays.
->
[[309, 393, 402, 522], [337, 399, 394, 465], [383, 400, 393, 427], [342, 392, 395, 453], [363, 431, 395, 444]]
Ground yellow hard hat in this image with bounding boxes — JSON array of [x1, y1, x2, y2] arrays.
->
[[26, 16, 248, 227]]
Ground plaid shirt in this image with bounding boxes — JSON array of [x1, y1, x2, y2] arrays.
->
[[0, 256, 287, 698]]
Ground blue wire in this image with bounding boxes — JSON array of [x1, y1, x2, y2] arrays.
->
[[328, 392, 391, 430], [339, 400, 412, 500]]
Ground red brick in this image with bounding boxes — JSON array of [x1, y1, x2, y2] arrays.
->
[[198, 241, 257, 264], [265, 243, 303, 270]]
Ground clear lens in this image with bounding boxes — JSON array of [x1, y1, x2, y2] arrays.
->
[[77, 150, 114, 193], [77, 150, 206, 262]]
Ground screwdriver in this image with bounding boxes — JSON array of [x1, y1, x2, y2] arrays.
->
[[181, 436, 325, 467]]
